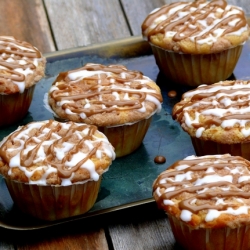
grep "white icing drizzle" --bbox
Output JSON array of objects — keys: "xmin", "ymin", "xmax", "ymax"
[
  {"xmin": 153, "ymin": 154, "xmax": 250, "ymax": 224},
  {"xmin": 174, "ymin": 80, "xmax": 250, "ymax": 138},
  {"xmin": 180, "ymin": 209, "xmax": 193, "ymax": 222},
  {"xmin": 49, "ymin": 63, "xmax": 162, "ymax": 121},
  {"xmin": 142, "ymin": 0, "xmax": 249, "ymax": 47},
  {"xmin": 0, "ymin": 36, "xmax": 44, "ymax": 93},
  {"xmin": 0, "ymin": 120, "xmax": 115, "ymax": 186}
]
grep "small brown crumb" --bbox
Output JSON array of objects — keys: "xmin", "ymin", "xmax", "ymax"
[
  {"xmin": 168, "ymin": 90, "xmax": 177, "ymax": 98},
  {"xmin": 154, "ymin": 155, "xmax": 166, "ymax": 164}
]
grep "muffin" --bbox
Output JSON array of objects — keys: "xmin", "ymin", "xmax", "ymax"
[
  {"xmin": 153, "ymin": 154, "xmax": 250, "ymax": 250},
  {"xmin": 172, "ymin": 80, "xmax": 250, "ymax": 160},
  {"xmin": 0, "ymin": 120, "xmax": 115, "ymax": 221},
  {"xmin": 0, "ymin": 36, "xmax": 46, "ymax": 126},
  {"xmin": 141, "ymin": 0, "xmax": 250, "ymax": 86},
  {"xmin": 46, "ymin": 63, "xmax": 163, "ymax": 157}
]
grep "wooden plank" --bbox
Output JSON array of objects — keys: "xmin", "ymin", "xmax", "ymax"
[
  {"xmin": 108, "ymin": 218, "xmax": 176, "ymax": 250},
  {"xmin": 17, "ymin": 228, "xmax": 109, "ymax": 250},
  {"xmin": 0, "ymin": 0, "xmax": 55, "ymax": 53},
  {"xmin": 44, "ymin": 0, "xmax": 131, "ymax": 50},
  {"xmin": 0, "ymin": 222, "xmax": 109, "ymax": 250},
  {"xmin": 107, "ymin": 203, "xmax": 177, "ymax": 250},
  {"xmin": 0, "ymin": 227, "xmax": 15, "ymax": 250},
  {"xmin": 0, "ymin": 242, "xmax": 14, "ymax": 250},
  {"xmin": 121, "ymin": 0, "xmax": 193, "ymax": 36},
  {"xmin": 120, "ymin": 0, "xmax": 165, "ymax": 36}
]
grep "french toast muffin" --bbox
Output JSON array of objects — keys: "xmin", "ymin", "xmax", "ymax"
[
  {"xmin": 141, "ymin": 0, "xmax": 250, "ymax": 86},
  {"xmin": 0, "ymin": 120, "xmax": 115, "ymax": 221},
  {"xmin": 0, "ymin": 36, "xmax": 46, "ymax": 126},
  {"xmin": 46, "ymin": 63, "xmax": 163, "ymax": 157},
  {"xmin": 153, "ymin": 154, "xmax": 250, "ymax": 250},
  {"xmin": 172, "ymin": 80, "xmax": 250, "ymax": 160}
]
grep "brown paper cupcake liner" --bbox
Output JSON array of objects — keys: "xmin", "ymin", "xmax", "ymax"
[
  {"xmin": 168, "ymin": 214, "xmax": 250, "ymax": 250},
  {"xmin": 0, "ymin": 85, "xmax": 35, "ymax": 127},
  {"xmin": 191, "ymin": 137, "xmax": 250, "ymax": 161},
  {"xmin": 150, "ymin": 43, "xmax": 243, "ymax": 87},
  {"xmin": 5, "ymin": 177, "xmax": 102, "ymax": 221},
  {"xmin": 99, "ymin": 117, "xmax": 152, "ymax": 157}
]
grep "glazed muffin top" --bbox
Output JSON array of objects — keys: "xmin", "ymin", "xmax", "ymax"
[
  {"xmin": 47, "ymin": 63, "xmax": 163, "ymax": 127},
  {"xmin": 142, "ymin": 0, "xmax": 250, "ymax": 54},
  {"xmin": 153, "ymin": 154, "xmax": 250, "ymax": 229},
  {"xmin": 0, "ymin": 120, "xmax": 115, "ymax": 186},
  {"xmin": 0, "ymin": 36, "xmax": 46, "ymax": 94},
  {"xmin": 172, "ymin": 80, "xmax": 250, "ymax": 144}
]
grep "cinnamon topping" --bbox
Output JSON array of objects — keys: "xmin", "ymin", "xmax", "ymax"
[
  {"xmin": 0, "ymin": 36, "xmax": 45, "ymax": 93},
  {"xmin": 142, "ymin": 0, "xmax": 250, "ymax": 53},
  {"xmin": 153, "ymin": 154, "xmax": 250, "ymax": 226},
  {"xmin": 48, "ymin": 63, "xmax": 162, "ymax": 127},
  {"xmin": 172, "ymin": 80, "xmax": 250, "ymax": 142},
  {"xmin": 0, "ymin": 120, "xmax": 115, "ymax": 185}
]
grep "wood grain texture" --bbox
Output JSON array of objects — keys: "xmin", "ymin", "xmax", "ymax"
[
  {"xmin": 0, "ymin": 222, "xmax": 109, "ymax": 250},
  {"xmin": 0, "ymin": 0, "xmax": 55, "ymax": 53},
  {"xmin": 107, "ymin": 204, "xmax": 178, "ymax": 250},
  {"xmin": 109, "ymin": 218, "xmax": 177, "ymax": 250},
  {"xmin": 0, "ymin": 242, "xmax": 14, "ymax": 250},
  {"xmin": 44, "ymin": 0, "xmax": 131, "ymax": 50},
  {"xmin": 17, "ymin": 228, "xmax": 109, "ymax": 250},
  {"xmin": 121, "ymin": 0, "xmax": 193, "ymax": 36}
]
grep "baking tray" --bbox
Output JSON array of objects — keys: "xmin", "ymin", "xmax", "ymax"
[{"xmin": 0, "ymin": 35, "xmax": 249, "ymax": 230}]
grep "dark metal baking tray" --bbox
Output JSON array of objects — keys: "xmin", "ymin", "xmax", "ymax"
[{"xmin": 0, "ymin": 35, "xmax": 249, "ymax": 230}]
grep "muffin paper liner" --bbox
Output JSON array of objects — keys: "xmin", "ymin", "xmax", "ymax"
[
  {"xmin": 0, "ymin": 85, "xmax": 35, "ymax": 127},
  {"xmin": 99, "ymin": 117, "xmax": 152, "ymax": 157},
  {"xmin": 191, "ymin": 137, "xmax": 250, "ymax": 161},
  {"xmin": 168, "ymin": 214, "xmax": 250, "ymax": 250},
  {"xmin": 150, "ymin": 43, "xmax": 243, "ymax": 86},
  {"xmin": 4, "ymin": 178, "xmax": 102, "ymax": 221}
]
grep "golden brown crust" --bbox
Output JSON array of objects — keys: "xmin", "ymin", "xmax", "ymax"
[
  {"xmin": 0, "ymin": 120, "xmax": 115, "ymax": 186},
  {"xmin": 153, "ymin": 154, "xmax": 250, "ymax": 229},
  {"xmin": 0, "ymin": 36, "xmax": 46, "ymax": 94},
  {"xmin": 47, "ymin": 63, "xmax": 163, "ymax": 127},
  {"xmin": 142, "ymin": 0, "xmax": 250, "ymax": 54},
  {"xmin": 173, "ymin": 80, "xmax": 250, "ymax": 144}
]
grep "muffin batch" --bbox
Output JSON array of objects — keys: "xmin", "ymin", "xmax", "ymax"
[
  {"xmin": 143, "ymin": 0, "xmax": 250, "ymax": 249},
  {"xmin": 0, "ymin": 0, "xmax": 250, "ymax": 249},
  {"xmin": 0, "ymin": 36, "xmax": 163, "ymax": 219}
]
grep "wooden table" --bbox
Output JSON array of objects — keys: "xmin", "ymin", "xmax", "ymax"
[{"xmin": 0, "ymin": 1, "xmax": 249, "ymax": 249}]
